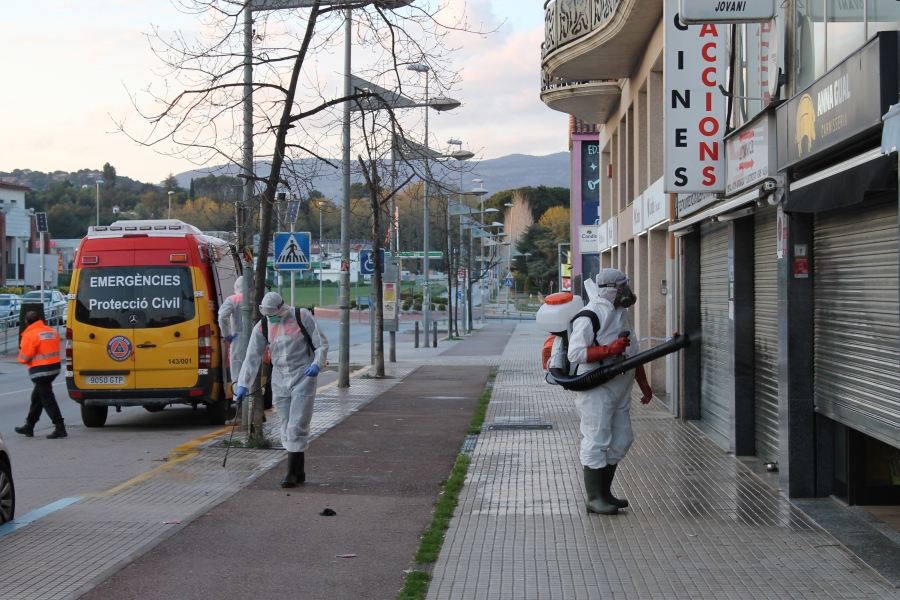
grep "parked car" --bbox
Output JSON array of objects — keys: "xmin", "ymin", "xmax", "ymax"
[
  {"xmin": 0, "ymin": 431, "xmax": 14, "ymax": 525},
  {"xmin": 22, "ymin": 290, "xmax": 67, "ymax": 325},
  {"xmin": 0, "ymin": 294, "xmax": 22, "ymax": 327}
]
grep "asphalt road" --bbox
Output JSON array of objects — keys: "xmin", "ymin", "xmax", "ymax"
[{"xmin": 0, "ymin": 319, "xmax": 373, "ymax": 516}]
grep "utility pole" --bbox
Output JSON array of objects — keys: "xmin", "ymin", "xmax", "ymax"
[
  {"xmin": 239, "ymin": 0, "xmax": 256, "ymax": 429},
  {"xmin": 338, "ymin": 8, "xmax": 351, "ymax": 388}
]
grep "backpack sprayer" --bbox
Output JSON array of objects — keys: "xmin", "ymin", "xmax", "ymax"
[{"xmin": 537, "ymin": 293, "xmax": 691, "ymax": 392}]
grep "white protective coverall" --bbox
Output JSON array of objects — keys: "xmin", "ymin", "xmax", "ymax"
[
  {"xmin": 238, "ymin": 304, "xmax": 328, "ymax": 452},
  {"xmin": 217, "ymin": 276, "xmax": 245, "ymax": 388},
  {"xmin": 567, "ymin": 273, "xmax": 637, "ymax": 469}
]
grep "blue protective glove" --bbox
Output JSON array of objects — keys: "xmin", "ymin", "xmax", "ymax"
[
  {"xmin": 224, "ymin": 333, "xmax": 238, "ymax": 343},
  {"xmin": 304, "ymin": 364, "xmax": 320, "ymax": 378},
  {"xmin": 234, "ymin": 386, "xmax": 249, "ymax": 403}
]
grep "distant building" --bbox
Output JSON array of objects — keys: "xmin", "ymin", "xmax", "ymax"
[{"xmin": 0, "ymin": 181, "xmax": 34, "ymax": 286}]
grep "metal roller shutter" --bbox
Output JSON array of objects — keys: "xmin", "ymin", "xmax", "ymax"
[
  {"xmin": 700, "ymin": 220, "xmax": 732, "ymax": 443},
  {"xmin": 754, "ymin": 207, "xmax": 779, "ymax": 463},
  {"xmin": 814, "ymin": 198, "xmax": 900, "ymax": 447}
]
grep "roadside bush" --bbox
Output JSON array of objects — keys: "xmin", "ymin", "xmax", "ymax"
[
  {"xmin": 414, "ymin": 301, "xmax": 423, "ymax": 311},
  {"xmin": 413, "ymin": 293, "xmax": 423, "ymax": 301},
  {"xmin": 349, "ymin": 299, "xmax": 357, "ymax": 309},
  {"xmin": 402, "ymin": 300, "xmax": 412, "ymax": 311},
  {"xmin": 437, "ymin": 303, "xmax": 446, "ymax": 312}
]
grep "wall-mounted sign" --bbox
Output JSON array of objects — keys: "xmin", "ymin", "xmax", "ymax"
[
  {"xmin": 777, "ymin": 33, "xmax": 898, "ymax": 171},
  {"xmin": 676, "ymin": 192, "xmax": 718, "ymax": 217},
  {"xmin": 607, "ymin": 216, "xmax": 618, "ymax": 248},
  {"xmin": 581, "ymin": 140, "xmax": 600, "ymax": 204},
  {"xmin": 643, "ymin": 177, "xmax": 669, "ymax": 229},
  {"xmin": 679, "ymin": 0, "xmax": 775, "ymax": 23},
  {"xmin": 632, "ymin": 194, "xmax": 645, "ymax": 236},
  {"xmin": 598, "ymin": 221, "xmax": 608, "ymax": 251},
  {"xmin": 664, "ymin": 0, "xmax": 727, "ymax": 193},
  {"xmin": 725, "ymin": 112, "xmax": 774, "ymax": 196},
  {"xmin": 578, "ymin": 225, "xmax": 599, "ymax": 253}
]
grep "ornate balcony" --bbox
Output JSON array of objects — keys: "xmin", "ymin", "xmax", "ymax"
[
  {"xmin": 540, "ymin": 70, "xmax": 621, "ymax": 125},
  {"xmin": 542, "ymin": 0, "xmax": 663, "ymax": 81}
]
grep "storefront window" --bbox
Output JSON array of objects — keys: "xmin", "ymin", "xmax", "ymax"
[
  {"xmin": 826, "ymin": 0, "xmax": 865, "ymax": 69},
  {"xmin": 867, "ymin": 0, "xmax": 900, "ymax": 38},
  {"xmin": 796, "ymin": 0, "xmax": 899, "ymax": 92}
]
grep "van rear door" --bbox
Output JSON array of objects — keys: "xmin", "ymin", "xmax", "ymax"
[
  {"xmin": 131, "ymin": 239, "xmax": 199, "ymax": 390},
  {"xmin": 72, "ymin": 238, "xmax": 137, "ymax": 390}
]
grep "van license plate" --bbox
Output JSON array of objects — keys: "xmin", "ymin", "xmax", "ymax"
[{"xmin": 86, "ymin": 376, "xmax": 125, "ymax": 385}]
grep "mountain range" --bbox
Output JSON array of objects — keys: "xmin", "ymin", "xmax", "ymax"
[{"xmin": 174, "ymin": 152, "xmax": 570, "ymax": 200}]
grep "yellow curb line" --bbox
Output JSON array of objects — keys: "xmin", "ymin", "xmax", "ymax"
[
  {"xmin": 83, "ymin": 450, "xmax": 201, "ymax": 497},
  {"xmin": 80, "ymin": 368, "xmax": 377, "ymax": 498}
]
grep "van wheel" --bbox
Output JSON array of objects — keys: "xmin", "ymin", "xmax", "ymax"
[
  {"xmin": 0, "ymin": 458, "xmax": 15, "ymax": 525},
  {"xmin": 81, "ymin": 405, "xmax": 108, "ymax": 428},
  {"xmin": 206, "ymin": 399, "xmax": 227, "ymax": 425}
]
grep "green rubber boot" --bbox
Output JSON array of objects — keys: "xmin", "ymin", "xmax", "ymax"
[
  {"xmin": 293, "ymin": 452, "xmax": 306, "ymax": 483},
  {"xmin": 281, "ymin": 452, "xmax": 301, "ymax": 488},
  {"xmin": 583, "ymin": 466, "xmax": 618, "ymax": 515},
  {"xmin": 602, "ymin": 463, "xmax": 628, "ymax": 508}
]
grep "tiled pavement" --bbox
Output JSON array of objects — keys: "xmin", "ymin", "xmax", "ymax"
[
  {"xmin": 427, "ymin": 323, "xmax": 900, "ymax": 599},
  {"xmin": 0, "ymin": 367, "xmax": 413, "ymax": 600}
]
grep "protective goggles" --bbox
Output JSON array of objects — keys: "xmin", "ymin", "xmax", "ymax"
[
  {"xmin": 597, "ymin": 277, "xmax": 631, "ymax": 289},
  {"xmin": 259, "ymin": 301, "xmax": 284, "ymax": 317}
]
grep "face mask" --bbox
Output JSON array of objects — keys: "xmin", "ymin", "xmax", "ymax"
[
  {"xmin": 266, "ymin": 315, "xmax": 282, "ymax": 324},
  {"xmin": 617, "ymin": 286, "xmax": 637, "ymax": 308}
]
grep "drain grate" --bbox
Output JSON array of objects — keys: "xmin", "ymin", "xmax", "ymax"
[{"xmin": 487, "ymin": 416, "xmax": 554, "ymax": 431}]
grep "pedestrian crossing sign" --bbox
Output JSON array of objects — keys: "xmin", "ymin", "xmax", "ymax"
[{"xmin": 274, "ymin": 232, "xmax": 311, "ymax": 270}]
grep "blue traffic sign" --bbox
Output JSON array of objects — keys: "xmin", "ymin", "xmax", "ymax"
[
  {"xmin": 360, "ymin": 249, "xmax": 385, "ymax": 275},
  {"xmin": 457, "ymin": 290, "xmax": 462, "ymax": 299},
  {"xmin": 274, "ymin": 232, "xmax": 311, "ymax": 270}
]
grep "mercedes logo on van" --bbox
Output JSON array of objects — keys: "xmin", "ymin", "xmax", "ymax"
[{"xmin": 129, "ymin": 314, "xmax": 139, "ymax": 325}]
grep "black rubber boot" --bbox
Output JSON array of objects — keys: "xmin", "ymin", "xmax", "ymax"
[
  {"xmin": 583, "ymin": 466, "xmax": 618, "ymax": 515},
  {"xmin": 293, "ymin": 452, "xmax": 306, "ymax": 483},
  {"xmin": 46, "ymin": 421, "xmax": 67, "ymax": 439},
  {"xmin": 14, "ymin": 422, "xmax": 34, "ymax": 437},
  {"xmin": 281, "ymin": 452, "xmax": 300, "ymax": 488},
  {"xmin": 602, "ymin": 463, "xmax": 628, "ymax": 508}
]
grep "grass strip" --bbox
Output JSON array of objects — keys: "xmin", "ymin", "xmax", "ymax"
[
  {"xmin": 397, "ymin": 368, "xmax": 497, "ymax": 599},
  {"xmin": 466, "ymin": 368, "xmax": 497, "ymax": 435}
]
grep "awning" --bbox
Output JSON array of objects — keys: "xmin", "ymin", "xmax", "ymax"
[{"xmin": 785, "ymin": 150, "xmax": 896, "ymax": 212}]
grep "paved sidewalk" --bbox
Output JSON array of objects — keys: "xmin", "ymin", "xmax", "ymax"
[
  {"xmin": 0, "ymin": 368, "xmax": 412, "ymax": 600},
  {"xmin": 428, "ymin": 322, "xmax": 900, "ymax": 599}
]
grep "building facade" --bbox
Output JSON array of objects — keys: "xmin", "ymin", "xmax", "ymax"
[{"xmin": 541, "ymin": 0, "xmax": 900, "ymax": 503}]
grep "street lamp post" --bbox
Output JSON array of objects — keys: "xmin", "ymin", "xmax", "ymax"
[
  {"xmin": 407, "ymin": 62, "xmax": 432, "ymax": 345},
  {"xmin": 318, "ymin": 200, "xmax": 324, "ymax": 308},
  {"xmin": 95, "ymin": 179, "xmax": 105, "ymax": 227},
  {"xmin": 447, "ymin": 140, "xmax": 473, "ymax": 336},
  {"xmin": 167, "ymin": 191, "xmax": 174, "ymax": 220}
]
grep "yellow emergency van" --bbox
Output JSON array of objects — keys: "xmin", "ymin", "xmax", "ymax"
[{"xmin": 66, "ymin": 220, "xmax": 241, "ymax": 426}]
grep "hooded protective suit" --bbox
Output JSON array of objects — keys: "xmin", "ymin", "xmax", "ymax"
[
  {"xmin": 237, "ymin": 293, "xmax": 328, "ymax": 454},
  {"xmin": 218, "ymin": 276, "xmax": 245, "ymax": 389},
  {"xmin": 567, "ymin": 269, "xmax": 637, "ymax": 469}
]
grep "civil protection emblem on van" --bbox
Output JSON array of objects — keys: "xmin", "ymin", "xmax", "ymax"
[{"xmin": 107, "ymin": 336, "xmax": 132, "ymax": 361}]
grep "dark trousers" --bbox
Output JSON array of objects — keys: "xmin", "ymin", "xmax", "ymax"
[{"xmin": 26, "ymin": 373, "xmax": 63, "ymax": 426}]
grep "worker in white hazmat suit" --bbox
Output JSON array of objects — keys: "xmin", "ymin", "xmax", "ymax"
[
  {"xmin": 567, "ymin": 268, "xmax": 652, "ymax": 515},
  {"xmin": 218, "ymin": 276, "xmax": 245, "ymax": 394},
  {"xmin": 235, "ymin": 292, "xmax": 328, "ymax": 488}
]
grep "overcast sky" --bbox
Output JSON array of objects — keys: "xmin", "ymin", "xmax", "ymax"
[{"xmin": 1, "ymin": 1, "xmax": 566, "ymax": 184}]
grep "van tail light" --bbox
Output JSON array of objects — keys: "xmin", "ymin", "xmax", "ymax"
[
  {"xmin": 65, "ymin": 328, "xmax": 73, "ymax": 373},
  {"xmin": 198, "ymin": 324, "xmax": 211, "ymax": 369}
]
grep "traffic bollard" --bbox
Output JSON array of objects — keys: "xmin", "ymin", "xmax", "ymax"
[
  {"xmin": 414, "ymin": 321, "xmax": 419, "ymax": 348},
  {"xmin": 433, "ymin": 321, "xmax": 438, "ymax": 347}
]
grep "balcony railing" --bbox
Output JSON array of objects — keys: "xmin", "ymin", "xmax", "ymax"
[{"xmin": 542, "ymin": 0, "xmax": 620, "ymax": 60}]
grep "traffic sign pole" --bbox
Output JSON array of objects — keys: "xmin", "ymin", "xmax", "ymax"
[{"xmin": 290, "ymin": 223, "xmax": 295, "ymax": 307}]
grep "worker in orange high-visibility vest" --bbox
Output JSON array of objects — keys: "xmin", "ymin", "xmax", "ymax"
[{"xmin": 14, "ymin": 311, "xmax": 65, "ymax": 439}]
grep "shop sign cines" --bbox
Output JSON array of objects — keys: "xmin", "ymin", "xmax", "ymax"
[{"xmin": 664, "ymin": 0, "xmax": 728, "ymax": 193}]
